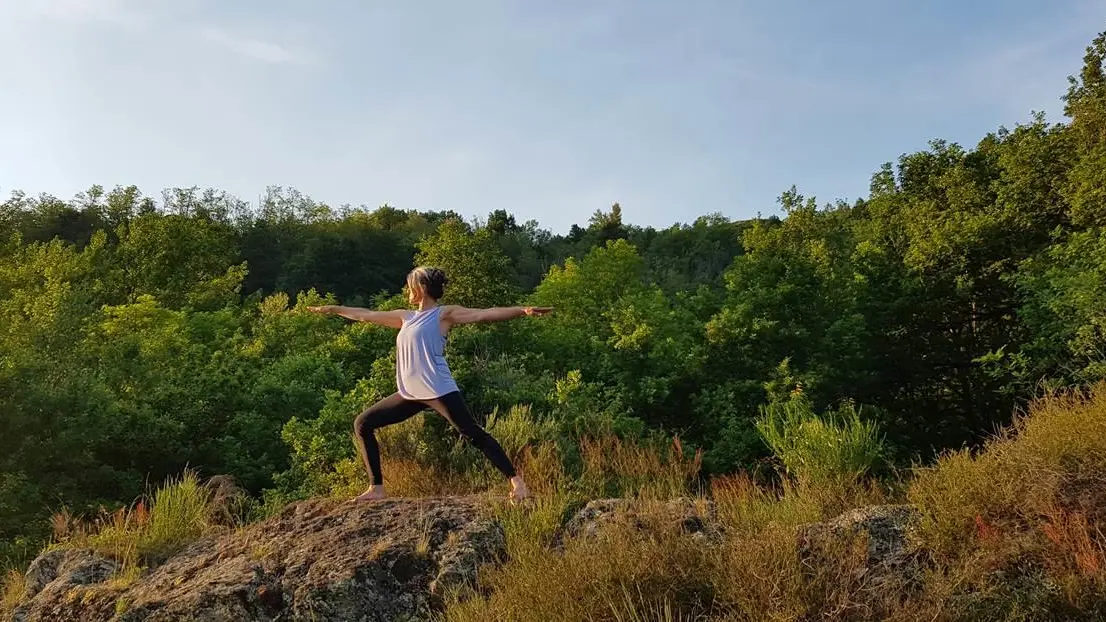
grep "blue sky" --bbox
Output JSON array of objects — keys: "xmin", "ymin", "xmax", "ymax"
[{"xmin": 0, "ymin": 0, "xmax": 1102, "ymax": 233}]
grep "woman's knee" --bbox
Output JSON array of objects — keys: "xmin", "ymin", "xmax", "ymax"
[{"xmin": 353, "ymin": 411, "xmax": 375, "ymax": 438}]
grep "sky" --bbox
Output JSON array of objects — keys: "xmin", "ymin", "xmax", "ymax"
[{"xmin": 0, "ymin": 0, "xmax": 1102, "ymax": 233}]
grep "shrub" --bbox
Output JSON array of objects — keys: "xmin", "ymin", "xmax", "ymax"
[{"xmin": 755, "ymin": 393, "xmax": 884, "ymax": 508}]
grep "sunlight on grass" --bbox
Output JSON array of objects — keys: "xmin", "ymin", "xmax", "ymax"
[
  {"xmin": 46, "ymin": 470, "xmax": 222, "ymax": 583},
  {"xmin": 441, "ymin": 385, "xmax": 1106, "ymax": 621},
  {"xmin": 444, "ymin": 516, "xmax": 715, "ymax": 622},
  {"xmin": 1, "ymin": 569, "xmax": 27, "ymax": 618},
  {"xmin": 907, "ymin": 383, "xmax": 1106, "ymax": 616},
  {"xmin": 577, "ymin": 435, "xmax": 702, "ymax": 500},
  {"xmin": 11, "ymin": 386, "xmax": 1106, "ymax": 621},
  {"xmin": 710, "ymin": 473, "xmax": 821, "ymax": 535}
]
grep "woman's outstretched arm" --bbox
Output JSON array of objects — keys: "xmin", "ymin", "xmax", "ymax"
[
  {"xmin": 306, "ymin": 305, "xmax": 408, "ymax": 329},
  {"xmin": 442, "ymin": 305, "xmax": 553, "ymax": 327}
]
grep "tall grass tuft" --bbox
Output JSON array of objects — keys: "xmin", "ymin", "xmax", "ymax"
[
  {"xmin": 576, "ymin": 434, "xmax": 702, "ymax": 500},
  {"xmin": 136, "ymin": 471, "xmax": 213, "ymax": 563},
  {"xmin": 755, "ymin": 394, "xmax": 884, "ymax": 512},
  {"xmin": 1, "ymin": 569, "xmax": 27, "ymax": 618},
  {"xmin": 710, "ymin": 473, "xmax": 822, "ymax": 535},
  {"xmin": 48, "ymin": 470, "xmax": 221, "ymax": 577},
  {"xmin": 485, "ymin": 404, "xmax": 559, "ymax": 465}
]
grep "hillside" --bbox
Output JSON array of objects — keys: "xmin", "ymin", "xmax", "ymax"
[{"xmin": 6, "ymin": 386, "xmax": 1106, "ymax": 621}]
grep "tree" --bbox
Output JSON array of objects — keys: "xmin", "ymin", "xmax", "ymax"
[
  {"xmin": 414, "ymin": 218, "xmax": 516, "ymax": 308},
  {"xmin": 588, "ymin": 202, "xmax": 627, "ymax": 245},
  {"xmin": 486, "ymin": 209, "xmax": 520, "ymax": 235},
  {"xmin": 1063, "ymin": 31, "xmax": 1106, "ymax": 228}
]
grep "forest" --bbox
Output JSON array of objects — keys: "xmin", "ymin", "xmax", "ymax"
[{"xmin": 2, "ymin": 29, "xmax": 1105, "ymax": 591}]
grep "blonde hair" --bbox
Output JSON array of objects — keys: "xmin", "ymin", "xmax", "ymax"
[{"xmin": 406, "ymin": 266, "xmax": 448, "ymax": 299}]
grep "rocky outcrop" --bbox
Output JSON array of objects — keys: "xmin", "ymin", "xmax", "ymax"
[
  {"xmin": 797, "ymin": 504, "xmax": 926, "ymax": 590},
  {"xmin": 557, "ymin": 497, "xmax": 722, "ymax": 545},
  {"xmin": 8, "ymin": 496, "xmax": 504, "ymax": 622},
  {"xmin": 6, "ymin": 495, "xmax": 933, "ymax": 622}
]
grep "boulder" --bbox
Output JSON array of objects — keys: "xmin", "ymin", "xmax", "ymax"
[
  {"xmin": 8, "ymin": 496, "xmax": 506, "ymax": 622},
  {"xmin": 797, "ymin": 504, "xmax": 925, "ymax": 590},
  {"xmin": 556, "ymin": 497, "xmax": 722, "ymax": 546}
]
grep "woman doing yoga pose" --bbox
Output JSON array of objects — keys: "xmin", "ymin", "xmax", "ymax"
[{"xmin": 307, "ymin": 266, "xmax": 552, "ymax": 503}]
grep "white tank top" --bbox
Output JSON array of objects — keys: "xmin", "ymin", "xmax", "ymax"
[{"xmin": 395, "ymin": 306, "xmax": 459, "ymax": 400}]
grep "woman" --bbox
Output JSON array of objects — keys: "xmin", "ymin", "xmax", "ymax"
[{"xmin": 307, "ymin": 266, "xmax": 552, "ymax": 503}]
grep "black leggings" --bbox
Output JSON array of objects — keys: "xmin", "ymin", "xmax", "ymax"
[{"xmin": 353, "ymin": 391, "xmax": 517, "ymax": 486}]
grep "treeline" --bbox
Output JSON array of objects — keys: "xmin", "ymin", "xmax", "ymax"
[{"xmin": 3, "ymin": 31, "xmax": 1105, "ymax": 568}]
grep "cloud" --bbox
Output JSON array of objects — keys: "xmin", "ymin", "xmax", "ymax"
[
  {"xmin": 29, "ymin": 0, "xmax": 150, "ymax": 29},
  {"xmin": 201, "ymin": 27, "xmax": 311, "ymax": 66}
]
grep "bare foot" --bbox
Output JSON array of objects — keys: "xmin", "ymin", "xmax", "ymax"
[
  {"xmin": 354, "ymin": 485, "xmax": 387, "ymax": 502},
  {"xmin": 508, "ymin": 476, "xmax": 531, "ymax": 505}
]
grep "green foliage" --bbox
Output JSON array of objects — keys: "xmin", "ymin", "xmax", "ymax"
[
  {"xmin": 755, "ymin": 392, "xmax": 884, "ymax": 490},
  {"xmin": 1014, "ymin": 227, "xmax": 1106, "ymax": 384},
  {"xmin": 414, "ymin": 218, "xmax": 517, "ymax": 307}
]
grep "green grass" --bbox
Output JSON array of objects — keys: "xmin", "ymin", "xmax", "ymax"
[{"xmin": 44, "ymin": 469, "xmax": 225, "ymax": 587}]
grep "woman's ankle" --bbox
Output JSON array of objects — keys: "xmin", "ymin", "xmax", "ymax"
[{"xmin": 355, "ymin": 485, "xmax": 387, "ymax": 501}]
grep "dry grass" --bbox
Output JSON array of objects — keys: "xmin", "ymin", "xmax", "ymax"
[
  {"xmin": 43, "ymin": 470, "xmax": 227, "ymax": 589},
  {"xmin": 1, "ymin": 569, "xmax": 27, "ymax": 618},
  {"xmin": 439, "ymin": 385, "xmax": 1106, "ymax": 622},
  {"xmin": 905, "ymin": 384, "xmax": 1106, "ymax": 619},
  {"xmin": 12, "ymin": 386, "xmax": 1106, "ymax": 621},
  {"xmin": 710, "ymin": 473, "xmax": 821, "ymax": 535},
  {"xmin": 3, "ymin": 471, "xmax": 233, "ymax": 614},
  {"xmin": 446, "ymin": 469, "xmax": 898, "ymax": 622},
  {"xmin": 444, "ymin": 517, "xmax": 717, "ymax": 622},
  {"xmin": 576, "ymin": 435, "xmax": 703, "ymax": 500}
]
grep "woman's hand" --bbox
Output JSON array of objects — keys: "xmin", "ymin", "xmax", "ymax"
[
  {"xmin": 306, "ymin": 305, "xmax": 333, "ymax": 314},
  {"xmin": 522, "ymin": 307, "xmax": 554, "ymax": 317}
]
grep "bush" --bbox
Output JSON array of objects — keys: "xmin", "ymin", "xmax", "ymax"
[{"xmin": 755, "ymin": 392, "xmax": 884, "ymax": 506}]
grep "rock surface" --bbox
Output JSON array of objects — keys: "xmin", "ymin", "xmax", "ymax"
[
  {"xmin": 8, "ymin": 496, "xmax": 504, "ymax": 622},
  {"xmin": 557, "ymin": 497, "xmax": 722, "ymax": 545},
  {"xmin": 7, "ymin": 496, "xmax": 933, "ymax": 622},
  {"xmin": 797, "ymin": 504, "xmax": 925, "ymax": 590}
]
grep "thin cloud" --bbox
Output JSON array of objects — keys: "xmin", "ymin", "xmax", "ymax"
[
  {"xmin": 909, "ymin": 25, "xmax": 1093, "ymax": 119},
  {"xmin": 201, "ymin": 27, "xmax": 312, "ymax": 66},
  {"xmin": 28, "ymin": 0, "xmax": 150, "ymax": 29}
]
